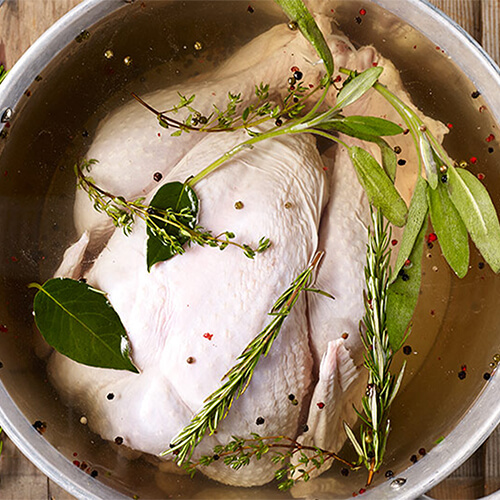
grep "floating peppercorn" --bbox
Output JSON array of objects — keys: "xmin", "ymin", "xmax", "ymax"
[
  {"xmin": 478, "ymin": 262, "xmax": 485, "ymax": 269},
  {"xmin": 234, "ymin": 201, "xmax": 244, "ymax": 210},
  {"xmin": 82, "ymin": 130, "xmax": 89, "ymax": 138},
  {"xmin": 288, "ymin": 394, "xmax": 295, "ymax": 401},
  {"xmin": 107, "ymin": 393, "xmax": 115, "ymax": 400},
  {"xmin": 275, "ymin": 118, "xmax": 283, "ymax": 127},
  {"xmin": 287, "ymin": 21, "xmax": 298, "ymax": 31},
  {"xmin": 213, "ymin": 454, "xmax": 220, "ymax": 460},
  {"xmin": 441, "ymin": 174, "xmax": 448, "ymax": 183},
  {"xmin": 410, "ymin": 454, "xmax": 418, "ymax": 463},
  {"xmin": 186, "ymin": 356, "xmax": 195, "ymax": 364},
  {"xmin": 419, "ymin": 447, "xmax": 426, "ymax": 456},
  {"xmin": 288, "ymin": 77, "xmax": 296, "ymax": 86},
  {"xmin": 91, "ymin": 470, "xmax": 99, "ymax": 478},
  {"xmin": 401, "ymin": 273, "xmax": 410, "ymax": 282},
  {"xmin": 367, "ymin": 450, "xmax": 375, "ymax": 459},
  {"xmin": 115, "ymin": 436, "xmax": 123, "ymax": 445},
  {"xmin": 153, "ymin": 171, "xmax": 163, "ymax": 182},
  {"xmin": 484, "ymin": 373, "xmax": 491, "ymax": 381},
  {"xmin": 403, "ymin": 345, "xmax": 412, "ymax": 355},
  {"xmin": 341, "ymin": 333, "xmax": 349, "ymax": 340},
  {"xmin": 247, "ymin": 5, "xmax": 254, "ymax": 13},
  {"xmin": 494, "ymin": 354, "xmax": 500, "ymax": 363},
  {"xmin": 341, "ymin": 468, "xmax": 349, "ymax": 476},
  {"xmin": 385, "ymin": 470, "xmax": 394, "ymax": 478},
  {"xmin": 302, "ymin": 424, "xmax": 309, "ymax": 432},
  {"xmin": 355, "ymin": 16, "xmax": 362, "ymax": 24},
  {"xmin": 393, "ymin": 146, "xmax": 402, "ymax": 154},
  {"xmin": 317, "ymin": 402, "xmax": 325, "ymax": 409},
  {"xmin": 255, "ymin": 416, "xmax": 265, "ymax": 425},
  {"xmin": 397, "ymin": 159, "xmax": 407, "ymax": 166},
  {"xmin": 0, "ymin": 361, "xmax": 3, "ymax": 369},
  {"xmin": 488, "ymin": 147, "xmax": 494, "ymax": 153},
  {"xmin": 471, "ymin": 90, "xmax": 481, "ymax": 99},
  {"xmin": 458, "ymin": 370, "xmax": 466, "ymax": 380},
  {"xmin": 33, "ymin": 420, "xmax": 47, "ymax": 434},
  {"xmin": 293, "ymin": 71, "xmax": 303, "ymax": 81}
]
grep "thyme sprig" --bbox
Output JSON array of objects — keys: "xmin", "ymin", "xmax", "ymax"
[
  {"xmin": 184, "ymin": 433, "xmax": 358, "ymax": 491},
  {"xmin": 75, "ymin": 160, "xmax": 270, "ymax": 261},
  {"xmin": 164, "ymin": 252, "xmax": 332, "ymax": 464},
  {"xmin": 131, "ymin": 78, "xmax": 321, "ymax": 137},
  {"xmin": 344, "ymin": 208, "xmax": 405, "ymax": 485}
]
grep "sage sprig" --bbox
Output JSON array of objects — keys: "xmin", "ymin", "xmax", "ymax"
[{"xmin": 164, "ymin": 252, "xmax": 331, "ymax": 464}]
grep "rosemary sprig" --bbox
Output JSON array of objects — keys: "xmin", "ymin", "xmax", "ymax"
[
  {"xmin": 164, "ymin": 252, "xmax": 331, "ymax": 464},
  {"xmin": 75, "ymin": 160, "xmax": 270, "ymax": 261},
  {"xmin": 344, "ymin": 208, "xmax": 405, "ymax": 485},
  {"xmin": 184, "ymin": 433, "xmax": 358, "ymax": 491}
]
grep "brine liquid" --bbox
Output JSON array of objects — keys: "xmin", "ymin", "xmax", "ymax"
[{"xmin": 0, "ymin": 1, "xmax": 499, "ymax": 498}]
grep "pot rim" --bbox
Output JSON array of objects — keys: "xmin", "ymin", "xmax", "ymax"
[{"xmin": 0, "ymin": 1, "xmax": 499, "ymax": 499}]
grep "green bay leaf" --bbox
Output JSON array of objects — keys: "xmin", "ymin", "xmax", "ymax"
[
  {"xmin": 427, "ymin": 178, "xmax": 469, "ymax": 278},
  {"xmin": 387, "ymin": 218, "xmax": 427, "ymax": 351},
  {"xmin": 30, "ymin": 278, "xmax": 138, "ymax": 373},
  {"xmin": 392, "ymin": 176, "xmax": 428, "ymax": 278},
  {"xmin": 146, "ymin": 181, "xmax": 199, "ymax": 271},
  {"xmin": 274, "ymin": 0, "xmax": 334, "ymax": 77},
  {"xmin": 448, "ymin": 166, "xmax": 500, "ymax": 272},
  {"xmin": 349, "ymin": 146, "xmax": 407, "ymax": 227}
]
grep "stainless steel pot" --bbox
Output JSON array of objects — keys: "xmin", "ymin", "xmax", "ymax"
[{"xmin": 0, "ymin": 1, "xmax": 499, "ymax": 499}]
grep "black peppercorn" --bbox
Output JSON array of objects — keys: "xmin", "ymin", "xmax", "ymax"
[
  {"xmin": 410, "ymin": 454, "xmax": 418, "ymax": 463},
  {"xmin": 256, "ymin": 416, "xmax": 265, "ymax": 425},
  {"xmin": 107, "ymin": 392, "xmax": 115, "ymax": 400},
  {"xmin": 397, "ymin": 159, "xmax": 407, "ymax": 166},
  {"xmin": 403, "ymin": 345, "xmax": 412, "ymax": 355},
  {"xmin": 484, "ymin": 373, "xmax": 491, "ymax": 381},
  {"xmin": 115, "ymin": 436, "xmax": 123, "ymax": 445},
  {"xmin": 341, "ymin": 468, "xmax": 349, "ymax": 477},
  {"xmin": 458, "ymin": 370, "xmax": 466, "ymax": 380},
  {"xmin": 293, "ymin": 71, "xmax": 303, "ymax": 81},
  {"xmin": 153, "ymin": 171, "xmax": 163, "ymax": 182}
]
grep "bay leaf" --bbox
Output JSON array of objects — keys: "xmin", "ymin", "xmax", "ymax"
[
  {"xmin": 447, "ymin": 166, "xmax": 500, "ymax": 272},
  {"xmin": 427, "ymin": 178, "xmax": 469, "ymax": 278},
  {"xmin": 274, "ymin": 0, "xmax": 334, "ymax": 77},
  {"xmin": 392, "ymin": 176, "xmax": 428, "ymax": 278},
  {"xmin": 387, "ymin": 218, "xmax": 427, "ymax": 351},
  {"xmin": 30, "ymin": 278, "xmax": 138, "ymax": 373},
  {"xmin": 349, "ymin": 146, "xmax": 407, "ymax": 227},
  {"xmin": 334, "ymin": 67, "xmax": 383, "ymax": 111},
  {"xmin": 146, "ymin": 181, "xmax": 199, "ymax": 270}
]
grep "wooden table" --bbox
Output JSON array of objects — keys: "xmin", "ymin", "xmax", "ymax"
[{"xmin": 0, "ymin": 1, "xmax": 499, "ymax": 499}]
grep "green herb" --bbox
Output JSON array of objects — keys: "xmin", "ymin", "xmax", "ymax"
[
  {"xmin": 184, "ymin": 433, "xmax": 358, "ymax": 490},
  {"xmin": 76, "ymin": 161, "xmax": 270, "ymax": 270},
  {"xmin": 427, "ymin": 176, "xmax": 469, "ymax": 278},
  {"xmin": 164, "ymin": 252, "xmax": 331, "ymax": 464},
  {"xmin": 447, "ymin": 166, "xmax": 500, "ymax": 272},
  {"xmin": 344, "ymin": 208, "xmax": 405, "ymax": 485},
  {"xmin": 29, "ymin": 278, "xmax": 138, "ymax": 373},
  {"xmin": 387, "ymin": 215, "xmax": 427, "ymax": 351},
  {"xmin": 273, "ymin": 0, "xmax": 334, "ymax": 78}
]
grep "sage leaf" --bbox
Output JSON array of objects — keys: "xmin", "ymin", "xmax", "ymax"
[
  {"xmin": 349, "ymin": 146, "xmax": 407, "ymax": 227},
  {"xmin": 274, "ymin": 0, "xmax": 334, "ymax": 77},
  {"xmin": 146, "ymin": 182, "xmax": 199, "ymax": 271},
  {"xmin": 29, "ymin": 278, "xmax": 138, "ymax": 373},
  {"xmin": 447, "ymin": 166, "xmax": 500, "ymax": 272},
  {"xmin": 393, "ymin": 176, "xmax": 428, "ymax": 278},
  {"xmin": 376, "ymin": 138, "xmax": 397, "ymax": 182},
  {"xmin": 335, "ymin": 67, "xmax": 383, "ymax": 111},
  {"xmin": 427, "ymin": 179, "xmax": 469, "ymax": 278},
  {"xmin": 317, "ymin": 116, "xmax": 403, "ymax": 140},
  {"xmin": 387, "ymin": 218, "xmax": 427, "ymax": 351},
  {"xmin": 419, "ymin": 134, "xmax": 438, "ymax": 189}
]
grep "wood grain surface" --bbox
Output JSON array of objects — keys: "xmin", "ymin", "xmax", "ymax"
[{"xmin": 0, "ymin": 1, "xmax": 499, "ymax": 499}]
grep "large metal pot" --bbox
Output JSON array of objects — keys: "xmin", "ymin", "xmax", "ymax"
[{"xmin": 0, "ymin": 1, "xmax": 499, "ymax": 498}]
